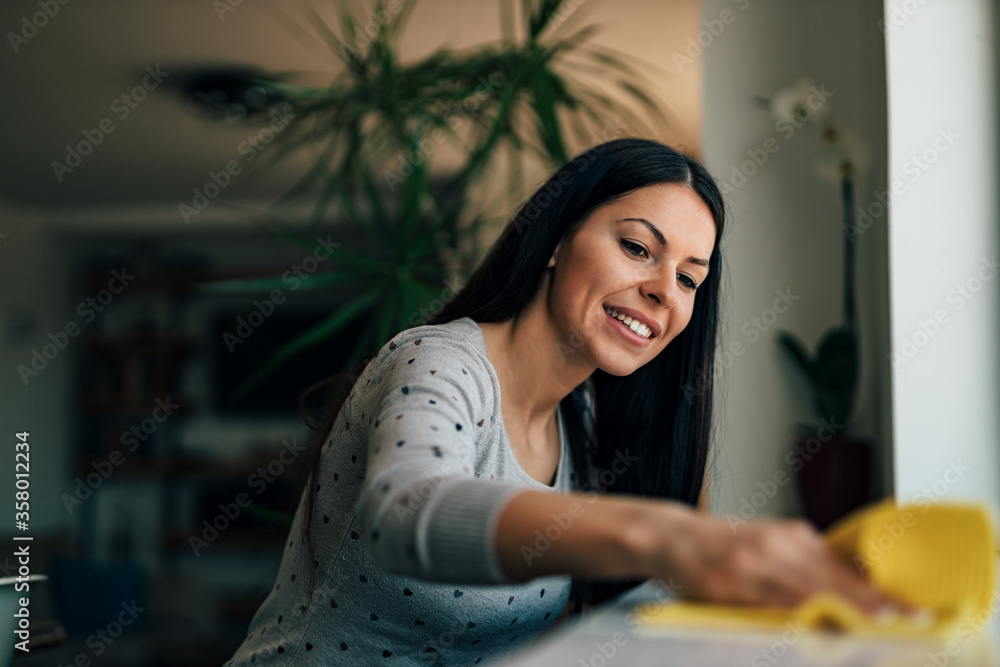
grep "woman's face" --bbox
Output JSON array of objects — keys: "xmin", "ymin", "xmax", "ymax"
[{"xmin": 545, "ymin": 182, "xmax": 717, "ymax": 376}]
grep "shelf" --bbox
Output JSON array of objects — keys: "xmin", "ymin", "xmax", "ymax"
[
  {"xmin": 86, "ymin": 266, "xmax": 295, "ymax": 294},
  {"xmin": 219, "ymin": 595, "xmax": 268, "ymax": 623},
  {"xmin": 75, "ymin": 455, "xmax": 308, "ymax": 480},
  {"xmin": 85, "ymin": 332, "xmax": 197, "ymax": 353},
  {"xmin": 78, "ymin": 394, "xmax": 195, "ymax": 415},
  {"xmin": 163, "ymin": 527, "xmax": 290, "ymax": 551}
]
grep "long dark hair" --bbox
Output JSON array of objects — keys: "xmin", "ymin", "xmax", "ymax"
[{"xmin": 295, "ymin": 137, "xmax": 727, "ymax": 611}]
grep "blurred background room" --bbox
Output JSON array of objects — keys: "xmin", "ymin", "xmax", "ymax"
[{"xmin": 0, "ymin": 0, "xmax": 997, "ymax": 665}]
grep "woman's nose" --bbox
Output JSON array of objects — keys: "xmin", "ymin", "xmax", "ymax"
[{"xmin": 641, "ymin": 269, "xmax": 679, "ymax": 309}]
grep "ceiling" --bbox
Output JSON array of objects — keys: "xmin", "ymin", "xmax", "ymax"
[{"xmin": 0, "ymin": 0, "xmax": 701, "ymax": 222}]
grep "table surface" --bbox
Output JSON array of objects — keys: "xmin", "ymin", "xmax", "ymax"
[{"xmin": 502, "ymin": 580, "xmax": 1000, "ymax": 666}]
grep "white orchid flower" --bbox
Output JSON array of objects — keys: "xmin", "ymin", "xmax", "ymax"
[
  {"xmin": 814, "ymin": 126, "xmax": 871, "ymax": 183},
  {"xmin": 769, "ymin": 76, "xmax": 831, "ymax": 126}
]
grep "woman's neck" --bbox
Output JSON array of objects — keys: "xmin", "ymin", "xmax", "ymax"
[{"xmin": 476, "ymin": 292, "xmax": 595, "ymax": 434}]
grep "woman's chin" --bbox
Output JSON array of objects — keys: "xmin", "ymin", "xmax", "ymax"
[{"xmin": 595, "ymin": 356, "xmax": 645, "ymax": 377}]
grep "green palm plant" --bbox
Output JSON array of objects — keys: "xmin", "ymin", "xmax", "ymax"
[{"xmin": 200, "ymin": 0, "xmax": 670, "ymax": 404}]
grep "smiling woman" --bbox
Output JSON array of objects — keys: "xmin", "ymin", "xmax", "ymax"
[{"xmin": 224, "ymin": 138, "xmax": 907, "ymax": 667}]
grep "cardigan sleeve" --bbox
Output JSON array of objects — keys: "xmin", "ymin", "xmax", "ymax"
[{"xmin": 354, "ymin": 328, "xmax": 529, "ymax": 585}]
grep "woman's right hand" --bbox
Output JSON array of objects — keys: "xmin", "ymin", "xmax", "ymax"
[{"xmin": 642, "ymin": 505, "xmax": 914, "ymax": 617}]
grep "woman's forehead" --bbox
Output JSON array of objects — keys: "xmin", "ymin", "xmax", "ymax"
[{"xmin": 576, "ymin": 185, "xmax": 716, "ymax": 241}]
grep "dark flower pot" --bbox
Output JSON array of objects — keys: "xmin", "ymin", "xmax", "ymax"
[{"xmin": 792, "ymin": 435, "xmax": 872, "ymax": 531}]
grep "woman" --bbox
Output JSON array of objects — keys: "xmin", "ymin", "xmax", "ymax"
[{"xmin": 225, "ymin": 138, "xmax": 902, "ymax": 666}]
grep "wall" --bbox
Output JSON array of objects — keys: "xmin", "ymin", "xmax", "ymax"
[
  {"xmin": 701, "ymin": 0, "xmax": 892, "ymax": 518},
  {"xmin": 0, "ymin": 197, "xmax": 74, "ymax": 536},
  {"xmin": 383, "ymin": 0, "xmax": 705, "ymax": 231},
  {"xmin": 885, "ymin": 0, "xmax": 1000, "ymax": 509}
]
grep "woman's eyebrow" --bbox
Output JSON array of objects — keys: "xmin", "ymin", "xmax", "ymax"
[{"xmin": 618, "ymin": 217, "xmax": 710, "ymax": 268}]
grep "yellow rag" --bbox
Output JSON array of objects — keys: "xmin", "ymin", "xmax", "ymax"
[{"xmin": 637, "ymin": 498, "xmax": 997, "ymax": 640}]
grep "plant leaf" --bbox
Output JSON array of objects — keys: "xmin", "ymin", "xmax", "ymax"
[
  {"xmin": 227, "ymin": 285, "xmax": 382, "ymax": 404},
  {"xmin": 776, "ymin": 330, "xmax": 813, "ymax": 383}
]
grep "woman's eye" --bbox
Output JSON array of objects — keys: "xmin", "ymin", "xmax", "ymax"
[
  {"xmin": 679, "ymin": 274, "xmax": 699, "ymax": 291},
  {"xmin": 620, "ymin": 237, "xmax": 700, "ymax": 291},
  {"xmin": 620, "ymin": 239, "xmax": 647, "ymax": 258}
]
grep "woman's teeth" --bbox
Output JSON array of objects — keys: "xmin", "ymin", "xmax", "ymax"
[{"xmin": 603, "ymin": 305, "xmax": 653, "ymax": 339}]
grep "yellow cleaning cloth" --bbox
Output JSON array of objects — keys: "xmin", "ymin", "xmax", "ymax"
[{"xmin": 637, "ymin": 498, "xmax": 997, "ymax": 640}]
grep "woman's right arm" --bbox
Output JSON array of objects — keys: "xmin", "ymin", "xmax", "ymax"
[
  {"xmin": 354, "ymin": 328, "xmax": 903, "ymax": 614},
  {"xmin": 494, "ymin": 488, "xmax": 906, "ymax": 615}
]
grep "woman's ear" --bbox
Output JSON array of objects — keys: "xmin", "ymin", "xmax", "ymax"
[{"xmin": 547, "ymin": 245, "xmax": 559, "ymax": 269}]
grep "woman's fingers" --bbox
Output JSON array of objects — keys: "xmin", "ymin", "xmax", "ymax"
[
  {"xmin": 742, "ymin": 522, "xmax": 919, "ymax": 617},
  {"xmin": 818, "ymin": 547, "xmax": 918, "ymax": 617},
  {"xmin": 664, "ymin": 514, "xmax": 919, "ymax": 617}
]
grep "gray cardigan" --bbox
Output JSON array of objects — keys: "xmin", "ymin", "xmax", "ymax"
[{"xmin": 224, "ymin": 316, "xmax": 580, "ymax": 666}]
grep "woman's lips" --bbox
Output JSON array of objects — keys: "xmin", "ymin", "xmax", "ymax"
[{"xmin": 604, "ymin": 307, "xmax": 653, "ymax": 346}]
